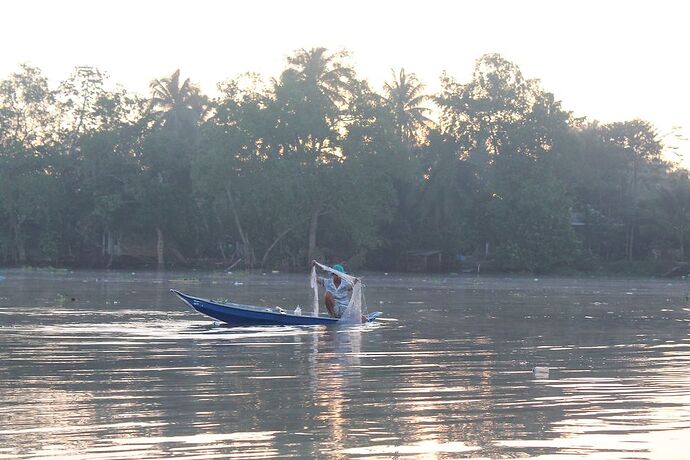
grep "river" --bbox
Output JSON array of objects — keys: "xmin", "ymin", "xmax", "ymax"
[{"xmin": 1, "ymin": 269, "xmax": 689, "ymax": 458}]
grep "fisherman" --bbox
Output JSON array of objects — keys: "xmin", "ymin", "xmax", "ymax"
[{"xmin": 312, "ymin": 260, "xmax": 354, "ymax": 318}]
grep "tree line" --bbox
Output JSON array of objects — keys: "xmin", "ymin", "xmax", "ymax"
[{"xmin": 1, "ymin": 50, "xmax": 688, "ymax": 273}]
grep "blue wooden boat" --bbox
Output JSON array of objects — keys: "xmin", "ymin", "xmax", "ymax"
[{"xmin": 171, "ymin": 289, "xmax": 381, "ymax": 326}]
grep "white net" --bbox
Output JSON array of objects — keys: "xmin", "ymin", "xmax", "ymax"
[
  {"xmin": 310, "ymin": 265, "xmax": 319, "ymax": 316},
  {"xmin": 312, "ymin": 261, "xmax": 364, "ymax": 323}
]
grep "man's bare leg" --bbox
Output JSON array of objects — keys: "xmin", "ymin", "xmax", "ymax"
[{"xmin": 324, "ymin": 292, "xmax": 337, "ymax": 318}]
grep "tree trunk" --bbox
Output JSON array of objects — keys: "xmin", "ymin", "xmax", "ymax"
[
  {"xmin": 15, "ymin": 225, "xmax": 26, "ymax": 265},
  {"xmin": 11, "ymin": 213, "xmax": 26, "ymax": 265},
  {"xmin": 225, "ymin": 186, "xmax": 254, "ymax": 268},
  {"xmin": 170, "ymin": 246, "xmax": 188, "ymax": 265},
  {"xmin": 218, "ymin": 242, "xmax": 227, "ymax": 261},
  {"xmin": 679, "ymin": 226, "xmax": 685, "ymax": 260},
  {"xmin": 156, "ymin": 226, "xmax": 165, "ymax": 268},
  {"xmin": 106, "ymin": 230, "xmax": 118, "ymax": 269},
  {"xmin": 102, "ymin": 230, "xmax": 111, "ymax": 267},
  {"xmin": 260, "ymin": 218, "xmax": 307, "ymax": 268},
  {"xmin": 628, "ymin": 157, "xmax": 638, "ymax": 262}
]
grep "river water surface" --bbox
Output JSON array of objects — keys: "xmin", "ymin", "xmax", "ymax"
[{"xmin": 1, "ymin": 269, "xmax": 690, "ymax": 459}]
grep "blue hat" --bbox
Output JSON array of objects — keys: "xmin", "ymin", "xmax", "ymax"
[{"xmin": 333, "ymin": 264, "xmax": 345, "ymax": 274}]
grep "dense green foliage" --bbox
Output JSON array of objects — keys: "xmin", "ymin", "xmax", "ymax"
[{"xmin": 0, "ymin": 52, "xmax": 686, "ymax": 273}]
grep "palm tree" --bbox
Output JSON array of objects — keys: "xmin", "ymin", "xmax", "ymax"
[
  {"xmin": 146, "ymin": 70, "xmax": 206, "ymax": 268},
  {"xmin": 384, "ymin": 68, "xmax": 432, "ymax": 147},
  {"xmin": 285, "ymin": 47, "xmax": 355, "ymax": 109},
  {"xmin": 277, "ymin": 48, "xmax": 356, "ymax": 266},
  {"xmin": 149, "ymin": 69, "xmax": 205, "ymax": 132}
]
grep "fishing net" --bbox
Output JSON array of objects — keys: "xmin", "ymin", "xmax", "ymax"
[{"xmin": 311, "ymin": 261, "xmax": 365, "ymax": 323}]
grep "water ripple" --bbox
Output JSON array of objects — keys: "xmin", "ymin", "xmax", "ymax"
[{"xmin": 1, "ymin": 271, "xmax": 690, "ymax": 458}]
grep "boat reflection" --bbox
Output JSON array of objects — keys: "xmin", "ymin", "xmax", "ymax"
[{"xmin": 306, "ymin": 326, "xmax": 361, "ymax": 453}]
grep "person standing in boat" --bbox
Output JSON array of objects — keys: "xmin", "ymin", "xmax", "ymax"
[{"xmin": 312, "ymin": 261, "xmax": 353, "ymax": 318}]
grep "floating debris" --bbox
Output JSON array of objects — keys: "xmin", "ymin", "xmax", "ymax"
[{"xmin": 533, "ymin": 367, "xmax": 550, "ymax": 379}]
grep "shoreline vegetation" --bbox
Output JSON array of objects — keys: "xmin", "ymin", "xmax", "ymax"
[
  {"xmin": 1, "ymin": 50, "xmax": 688, "ymax": 275},
  {"xmin": 2, "ymin": 260, "xmax": 687, "ymax": 279}
]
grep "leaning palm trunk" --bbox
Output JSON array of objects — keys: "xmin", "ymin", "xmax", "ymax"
[
  {"xmin": 261, "ymin": 218, "xmax": 306, "ymax": 268},
  {"xmin": 225, "ymin": 186, "xmax": 254, "ymax": 268}
]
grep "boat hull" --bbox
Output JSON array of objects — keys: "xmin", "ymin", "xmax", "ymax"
[{"xmin": 171, "ymin": 289, "xmax": 350, "ymax": 326}]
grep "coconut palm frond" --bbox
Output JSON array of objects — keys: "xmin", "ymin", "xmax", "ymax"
[
  {"xmin": 148, "ymin": 69, "xmax": 206, "ymax": 131},
  {"xmin": 383, "ymin": 68, "xmax": 432, "ymax": 146}
]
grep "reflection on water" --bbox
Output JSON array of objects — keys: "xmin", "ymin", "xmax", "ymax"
[{"xmin": 1, "ymin": 269, "xmax": 690, "ymax": 458}]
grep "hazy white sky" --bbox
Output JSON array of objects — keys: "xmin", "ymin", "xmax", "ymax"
[{"xmin": 2, "ymin": 0, "xmax": 689, "ymax": 159}]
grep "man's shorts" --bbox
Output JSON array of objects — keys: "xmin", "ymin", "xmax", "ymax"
[{"xmin": 334, "ymin": 302, "xmax": 348, "ymax": 318}]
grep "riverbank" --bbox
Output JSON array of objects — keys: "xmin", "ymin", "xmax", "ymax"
[{"xmin": 3, "ymin": 258, "xmax": 689, "ymax": 279}]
